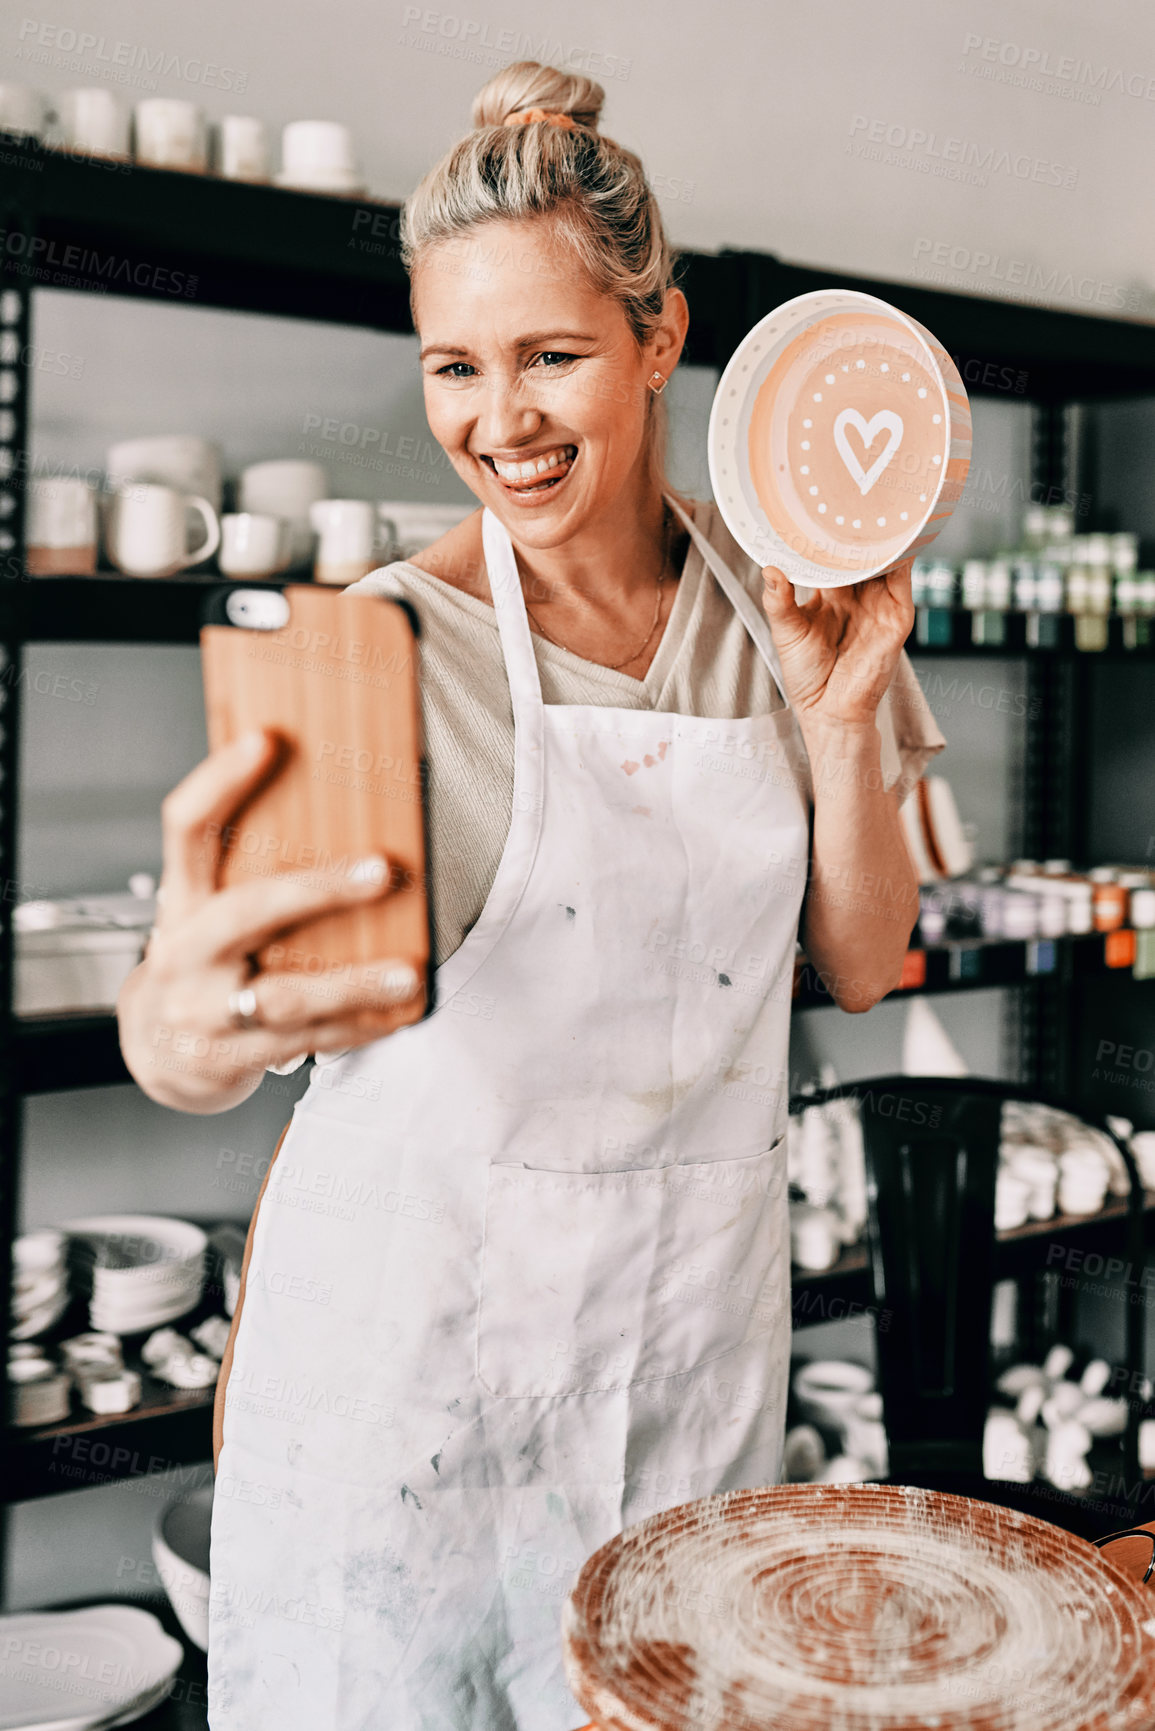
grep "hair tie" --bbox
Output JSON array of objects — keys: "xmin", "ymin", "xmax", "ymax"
[{"xmin": 503, "ymin": 108, "xmax": 576, "ymax": 130}]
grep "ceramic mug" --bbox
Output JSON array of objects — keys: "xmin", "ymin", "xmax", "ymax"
[
  {"xmin": 105, "ymin": 483, "xmax": 220, "ymax": 577},
  {"xmin": 309, "ymin": 498, "xmax": 383, "ymax": 586},
  {"xmin": 219, "ymin": 512, "xmax": 290, "ymax": 579},
  {"xmin": 277, "ymin": 120, "xmax": 362, "ymax": 193},
  {"xmin": 56, "ymin": 88, "xmax": 129, "ymax": 158},
  {"xmin": 213, "ymin": 116, "xmax": 270, "ymax": 182},
  {"xmin": 106, "ymin": 436, "xmax": 223, "ymax": 513},
  {"xmin": 25, "ymin": 476, "xmax": 98, "ymax": 575},
  {"xmin": 133, "ymin": 99, "xmax": 207, "ymax": 171},
  {"xmin": 239, "ymin": 460, "xmax": 328, "ymax": 565}
]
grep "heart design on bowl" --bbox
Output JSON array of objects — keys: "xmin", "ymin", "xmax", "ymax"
[{"xmin": 833, "ymin": 408, "xmax": 904, "ymax": 496}]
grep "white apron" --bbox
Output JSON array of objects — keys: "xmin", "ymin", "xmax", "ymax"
[{"xmin": 208, "ymin": 498, "xmax": 812, "ymax": 1731}]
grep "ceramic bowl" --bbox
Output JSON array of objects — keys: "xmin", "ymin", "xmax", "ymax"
[{"xmin": 153, "ymin": 1484, "xmax": 213, "ymax": 1651}]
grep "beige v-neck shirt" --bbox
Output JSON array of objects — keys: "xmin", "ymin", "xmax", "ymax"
[{"xmin": 268, "ymin": 500, "xmax": 944, "ymax": 1072}]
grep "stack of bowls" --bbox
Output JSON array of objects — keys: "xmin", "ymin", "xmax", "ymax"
[
  {"xmin": 10, "ymin": 1228, "xmax": 69, "ymax": 1340},
  {"xmin": 63, "ymin": 1215, "xmax": 206, "ymax": 1336}
]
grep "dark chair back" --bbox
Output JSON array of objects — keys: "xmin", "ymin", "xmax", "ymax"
[{"xmin": 789, "ymin": 1076, "xmax": 1146, "ymax": 1490}]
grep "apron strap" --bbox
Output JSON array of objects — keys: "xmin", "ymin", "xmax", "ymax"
[
  {"xmin": 482, "ymin": 505, "xmax": 545, "ymax": 715},
  {"xmin": 663, "ymin": 494, "xmax": 791, "ymax": 708},
  {"xmin": 481, "ymin": 507, "xmax": 546, "ymax": 821}
]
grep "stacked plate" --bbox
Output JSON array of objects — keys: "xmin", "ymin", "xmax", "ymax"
[
  {"xmin": 62, "ymin": 1216, "xmax": 206, "ymax": 1337},
  {"xmin": 10, "ymin": 1230, "xmax": 70, "ymax": 1341},
  {"xmin": 0, "ymin": 1603, "xmax": 182, "ymax": 1728}
]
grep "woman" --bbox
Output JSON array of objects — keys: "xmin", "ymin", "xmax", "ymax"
[{"xmin": 118, "ymin": 62, "xmax": 943, "ymax": 1731}]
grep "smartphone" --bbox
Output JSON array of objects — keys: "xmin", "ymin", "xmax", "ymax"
[{"xmin": 199, "ymin": 583, "xmax": 434, "ymax": 1025}]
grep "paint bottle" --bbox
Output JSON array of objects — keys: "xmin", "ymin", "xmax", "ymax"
[
  {"xmin": 1030, "ymin": 559, "xmax": 1065, "ymax": 648},
  {"xmin": 1133, "ymin": 884, "xmax": 1155, "ymax": 982},
  {"xmin": 999, "ymin": 889, "xmax": 1040, "ymax": 939},
  {"xmin": 973, "ymin": 557, "xmax": 1010, "ymax": 646},
  {"xmin": 1045, "ymin": 505, "xmax": 1075, "ymax": 543},
  {"xmin": 1111, "ymin": 533, "xmax": 1139, "ymax": 577},
  {"xmin": 1118, "ymin": 871, "xmax": 1152, "ymax": 928},
  {"xmin": 1116, "ymin": 540, "xmax": 1150, "ymax": 649},
  {"xmin": 1012, "ymin": 557, "xmax": 1037, "ymax": 614},
  {"xmin": 1133, "ymin": 888, "xmax": 1155, "ymax": 928},
  {"xmin": 914, "ymin": 559, "xmax": 955, "ymax": 647},
  {"xmin": 1022, "ymin": 505, "xmax": 1049, "ymax": 551},
  {"xmin": 1090, "ymin": 868, "xmax": 1128, "ymax": 932},
  {"xmin": 1078, "ymin": 560, "xmax": 1111, "ymax": 652}
]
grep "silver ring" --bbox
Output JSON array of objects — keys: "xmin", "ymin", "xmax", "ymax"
[{"xmin": 226, "ymin": 986, "xmax": 261, "ymax": 1031}]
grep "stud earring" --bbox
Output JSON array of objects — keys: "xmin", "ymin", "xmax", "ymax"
[{"xmin": 647, "ymin": 370, "xmax": 668, "ymax": 394}]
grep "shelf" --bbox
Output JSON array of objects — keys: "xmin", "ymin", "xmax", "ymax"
[
  {"xmin": 11, "ymin": 574, "xmax": 1155, "ymax": 661},
  {"xmin": 6, "ymin": 146, "xmax": 411, "ymax": 333},
  {"xmin": 3, "ymin": 1257, "xmax": 235, "ymax": 1502},
  {"xmin": 908, "ymin": 610, "xmax": 1155, "ymax": 658},
  {"xmin": 3, "ymin": 1378, "xmax": 214, "ymax": 1505},
  {"xmin": 793, "ymin": 930, "xmax": 1146, "ymax": 1012},
  {"xmin": 0, "ymin": 573, "xmax": 285, "ymax": 645},
  {"xmin": 728, "ymin": 250, "xmax": 1155, "ymax": 402},
  {"xmin": 14, "ymin": 933, "xmax": 1145, "ymax": 1095},
  {"xmin": 792, "ymin": 1193, "xmax": 1155, "ymax": 1320},
  {"xmin": 13, "ymin": 1013, "xmax": 130, "ymax": 1091},
  {"xmin": 7, "ymin": 150, "xmax": 1155, "ymax": 392}
]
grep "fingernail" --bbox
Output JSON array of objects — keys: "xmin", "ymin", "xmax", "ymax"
[
  {"xmin": 238, "ymin": 728, "xmax": 267, "ymax": 756},
  {"xmin": 347, "ymin": 854, "xmax": 388, "ymax": 887},
  {"xmin": 378, "ymin": 963, "xmax": 419, "ymax": 1002}
]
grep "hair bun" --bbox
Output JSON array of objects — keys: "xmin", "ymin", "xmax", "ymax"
[{"xmin": 471, "ymin": 61, "xmax": 604, "ymax": 132}]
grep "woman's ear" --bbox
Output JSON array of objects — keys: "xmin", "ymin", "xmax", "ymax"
[{"xmin": 647, "ymin": 286, "xmax": 689, "ymax": 380}]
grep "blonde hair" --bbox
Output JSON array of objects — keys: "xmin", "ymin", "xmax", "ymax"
[{"xmin": 402, "ymin": 62, "xmax": 680, "ymax": 492}]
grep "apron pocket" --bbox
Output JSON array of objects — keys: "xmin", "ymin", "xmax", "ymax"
[{"xmin": 476, "ymin": 1137, "xmax": 787, "ymax": 1399}]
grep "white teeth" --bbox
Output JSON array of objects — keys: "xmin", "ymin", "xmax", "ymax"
[{"xmin": 490, "ymin": 445, "xmax": 574, "ymax": 483}]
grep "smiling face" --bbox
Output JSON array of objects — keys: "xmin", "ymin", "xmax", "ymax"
[{"xmin": 412, "ymin": 216, "xmax": 685, "ymax": 551}]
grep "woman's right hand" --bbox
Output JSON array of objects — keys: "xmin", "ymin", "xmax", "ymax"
[{"xmin": 117, "ymin": 729, "xmax": 423, "ymax": 1113}]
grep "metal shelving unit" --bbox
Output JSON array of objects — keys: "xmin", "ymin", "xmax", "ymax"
[{"xmin": 2, "ymin": 144, "xmax": 1155, "ymax": 1596}]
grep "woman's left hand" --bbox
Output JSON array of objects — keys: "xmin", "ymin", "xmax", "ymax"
[{"xmin": 760, "ymin": 560, "xmax": 915, "ymax": 732}]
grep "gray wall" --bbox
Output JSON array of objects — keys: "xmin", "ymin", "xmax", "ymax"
[{"xmin": 7, "ymin": 0, "xmax": 1155, "ymax": 1608}]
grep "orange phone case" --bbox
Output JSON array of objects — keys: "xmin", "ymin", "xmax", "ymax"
[{"xmin": 200, "ymin": 584, "xmax": 432, "ymax": 1024}]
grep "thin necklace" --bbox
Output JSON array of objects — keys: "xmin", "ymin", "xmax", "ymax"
[{"xmin": 521, "ymin": 509, "xmax": 678, "ymax": 673}]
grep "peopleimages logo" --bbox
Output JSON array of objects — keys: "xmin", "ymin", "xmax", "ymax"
[
  {"xmin": 913, "ymin": 239, "xmax": 1140, "ymax": 315},
  {"xmin": 961, "ymin": 33, "xmax": 1155, "ymax": 102},
  {"xmin": 847, "ymin": 117, "xmax": 1078, "ymax": 189}
]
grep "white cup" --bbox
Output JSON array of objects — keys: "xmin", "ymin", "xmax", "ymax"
[
  {"xmin": 56, "ymin": 88, "xmax": 129, "ymax": 158},
  {"xmin": 377, "ymin": 501, "xmax": 475, "ymax": 560},
  {"xmin": 25, "ymin": 477, "xmax": 98, "ymax": 575},
  {"xmin": 789, "ymin": 1202, "xmax": 839, "ymax": 1273},
  {"xmin": 277, "ymin": 120, "xmax": 362, "ymax": 192},
  {"xmin": 0, "ymin": 84, "xmax": 50, "ymax": 139},
  {"xmin": 105, "ymin": 483, "xmax": 220, "ymax": 578},
  {"xmin": 994, "ymin": 1172, "xmax": 1032, "ymax": 1231},
  {"xmin": 214, "ymin": 116, "xmax": 269, "ymax": 182},
  {"xmin": 133, "ymin": 99, "xmax": 207, "ymax": 172},
  {"xmin": 310, "ymin": 499, "xmax": 384, "ymax": 586},
  {"xmin": 240, "ymin": 460, "xmax": 328, "ymax": 564},
  {"xmin": 106, "ymin": 436, "xmax": 223, "ymax": 514},
  {"xmin": 219, "ymin": 513, "xmax": 290, "ymax": 579}
]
